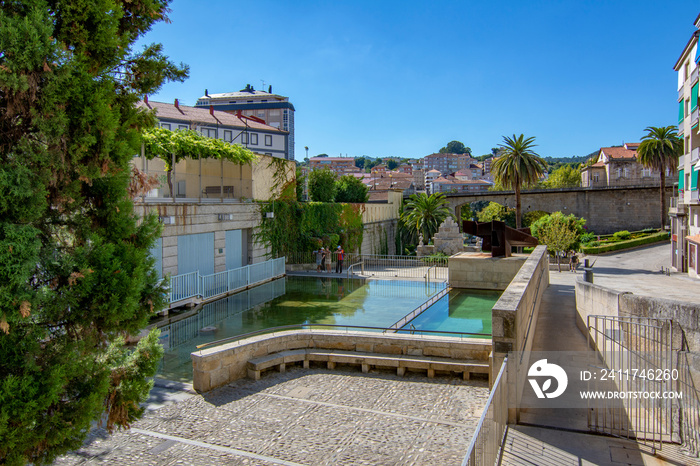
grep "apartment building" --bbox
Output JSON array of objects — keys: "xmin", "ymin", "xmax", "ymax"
[
  {"xmin": 671, "ymin": 13, "xmax": 700, "ymax": 277},
  {"xmin": 134, "ymin": 99, "xmax": 294, "ymax": 279},
  {"xmin": 195, "ymin": 84, "xmax": 295, "ymax": 160},
  {"xmin": 423, "ymin": 153, "xmax": 472, "ymax": 176},
  {"xmin": 308, "ymin": 156, "xmax": 358, "ymax": 175}
]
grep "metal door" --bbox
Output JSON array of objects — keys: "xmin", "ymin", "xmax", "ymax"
[
  {"xmin": 225, "ymin": 229, "xmax": 244, "ymax": 270},
  {"xmin": 177, "ymin": 232, "xmax": 215, "ymax": 276},
  {"xmin": 150, "ymin": 237, "xmax": 163, "ymax": 278}
]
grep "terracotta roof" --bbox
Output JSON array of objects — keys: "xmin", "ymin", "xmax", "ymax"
[
  {"xmin": 138, "ymin": 100, "xmax": 284, "ymax": 132},
  {"xmin": 686, "ymin": 234, "xmax": 700, "ymax": 244},
  {"xmin": 310, "ymin": 157, "xmax": 354, "ymax": 162},
  {"xmin": 600, "ymin": 145, "xmax": 638, "ymax": 161}
]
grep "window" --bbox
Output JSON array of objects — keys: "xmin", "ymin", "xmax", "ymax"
[
  {"xmin": 686, "ymin": 99, "xmax": 690, "ymax": 117},
  {"xmin": 592, "ymin": 174, "xmax": 599, "ymax": 183},
  {"xmin": 257, "ymin": 111, "xmax": 265, "ymax": 117},
  {"xmin": 241, "ymin": 132, "xmax": 248, "ymax": 144},
  {"xmin": 250, "ymin": 133, "xmax": 258, "ymax": 145},
  {"xmin": 642, "ymin": 167, "xmax": 651, "ymax": 177},
  {"xmin": 160, "ymin": 123, "xmax": 171, "ymax": 130},
  {"xmin": 223, "ymin": 130, "xmax": 232, "ymax": 142},
  {"xmin": 265, "ymin": 135, "xmax": 272, "ymax": 146},
  {"xmin": 178, "ymin": 124, "xmax": 189, "ymax": 131},
  {"xmin": 201, "ymin": 128, "xmax": 217, "ymax": 138}
]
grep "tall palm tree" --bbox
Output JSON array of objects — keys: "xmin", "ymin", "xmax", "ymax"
[
  {"xmin": 491, "ymin": 134, "xmax": 547, "ymax": 228},
  {"xmin": 637, "ymin": 126, "xmax": 683, "ymax": 229},
  {"xmin": 400, "ymin": 192, "xmax": 454, "ymax": 244}
]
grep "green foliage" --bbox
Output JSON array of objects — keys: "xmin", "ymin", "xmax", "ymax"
[
  {"xmin": 256, "ymin": 201, "xmax": 363, "ymax": 257},
  {"xmin": 637, "ymin": 126, "xmax": 683, "ymax": 228},
  {"xmin": 540, "ymin": 165, "xmax": 581, "ymax": 189},
  {"xmin": 439, "ymin": 140, "xmax": 471, "ymax": 155},
  {"xmin": 613, "ymin": 230, "xmax": 631, "ymax": 241},
  {"xmin": 142, "ymin": 127, "xmax": 256, "ymax": 171},
  {"xmin": 580, "ymin": 232, "xmax": 596, "ymax": 244},
  {"xmin": 335, "ymin": 175, "xmax": 369, "ymax": 203},
  {"xmin": 386, "ymin": 159, "xmax": 399, "ymax": 170},
  {"xmin": 531, "ymin": 212, "xmax": 586, "ymax": 256},
  {"xmin": 523, "ymin": 210, "xmax": 548, "ymax": 228},
  {"xmin": 581, "ymin": 232, "xmax": 669, "ymax": 254},
  {"xmin": 308, "ymin": 169, "xmax": 337, "ymax": 202},
  {"xmin": 296, "ymin": 167, "xmax": 306, "ymax": 201},
  {"xmin": 0, "ymin": 0, "xmax": 185, "ymax": 463},
  {"xmin": 491, "ymin": 134, "xmax": 547, "ymax": 227},
  {"xmin": 399, "ymin": 193, "xmax": 454, "ymax": 244},
  {"xmin": 477, "ymin": 202, "xmax": 516, "ymax": 228}
]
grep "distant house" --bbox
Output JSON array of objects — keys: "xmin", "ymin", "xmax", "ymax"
[
  {"xmin": 309, "ymin": 156, "xmax": 358, "ymax": 175},
  {"xmin": 580, "ymin": 143, "xmax": 663, "ymax": 188},
  {"xmin": 431, "ymin": 175, "xmax": 493, "ymax": 193}
]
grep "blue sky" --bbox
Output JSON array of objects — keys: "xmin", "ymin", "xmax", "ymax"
[{"xmin": 138, "ymin": 1, "xmax": 699, "ymax": 161}]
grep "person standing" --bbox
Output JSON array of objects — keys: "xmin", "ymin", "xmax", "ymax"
[
  {"xmin": 335, "ymin": 245, "xmax": 344, "ymax": 273},
  {"xmin": 314, "ymin": 248, "xmax": 323, "ymax": 272},
  {"xmin": 320, "ymin": 247, "xmax": 327, "ymax": 273},
  {"xmin": 325, "ymin": 246, "xmax": 332, "ymax": 273}
]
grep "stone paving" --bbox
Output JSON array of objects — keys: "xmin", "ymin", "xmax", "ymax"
[{"xmin": 56, "ymin": 368, "xmax": 489, "ymax": 465}]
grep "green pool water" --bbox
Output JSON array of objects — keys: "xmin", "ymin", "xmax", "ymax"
[
  {"xmin": 399, "ymin": 288, "xmax": 500, "ymax": 338},
  {"xmin": 158, "ymin": 276, "xmax": 445, "ymax": 381}
]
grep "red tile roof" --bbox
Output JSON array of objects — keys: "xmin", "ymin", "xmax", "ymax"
[
  {"xmin": 687, "ymin": 234, "xmax": 700, "ymax": 244},
  {"xmin": 600, "ymin": 145, "xmax": 639, "ymax": 161},
  {"xmin": 138, "ymin": 100, "xmax": 285, "ymax": 132}
]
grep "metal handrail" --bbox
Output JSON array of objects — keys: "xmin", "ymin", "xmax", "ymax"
[
  {"xmin": 195, "ymin": 323, "xmax": 491, "ymax": 350},
  {"xmin": 462, "ymin": 357, "xmax": 508, "ymax": 466},
  {"xmin": 425, "ymin": 264, "xmax": 437, "ymax": 284},
  {"xmin": 347, "ymin": 261, "xmax": 363, "ymax": 279}
]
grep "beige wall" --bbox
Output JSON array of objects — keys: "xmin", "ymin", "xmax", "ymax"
[
  {"xmin": 192, "ymin": 329, "xmax": 492, "ymax": 392},
  {"xmin": 449, "ymin": 253, "xmax": 527, "ymax": 290},
  {"xmin": 252, "ymin": 154, "xmax": 296, "ymax": 201}
]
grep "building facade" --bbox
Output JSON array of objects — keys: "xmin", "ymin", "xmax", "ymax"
[
  {"xmin": 308, "ymin": 156, "xmax": 358, "ymax": 175},
  {"xmin": 671, "ymin": 13, "xmax": 700, "ymax": 277},
  {"xmin": 580, "ymin": 143, "xmax": 663, "ymax": 188},
  {"xmin": 423, "ymin": 153, "xmax": 472, "ymax": 176},
  {"xmin": 195, "ymin": 84, "xmax": 295, "ymax": 160}
]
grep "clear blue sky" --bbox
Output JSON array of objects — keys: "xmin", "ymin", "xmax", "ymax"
[{"xmin": 138, "ymin": 1, "xmax": 699, "ymax": 161}]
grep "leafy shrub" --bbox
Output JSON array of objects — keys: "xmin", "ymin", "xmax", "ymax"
[
  {"xmin": 580, "ymin": 232, "xmax": 596, "ymax": 244},
  {"xmin": 613, "ymin": 230, "xmax": 631, "ymax": 241},
  {"xmin": 580, "ymin": 232, "xmax": 669, "ymax": 254}
]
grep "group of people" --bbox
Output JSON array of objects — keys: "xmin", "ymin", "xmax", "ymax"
[{"xmin": 314, "ymin": 246, "xmax": 345, "ymax": 274}]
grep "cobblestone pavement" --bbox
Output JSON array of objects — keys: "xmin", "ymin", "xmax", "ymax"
[{"xmin": 56, "ymin": 368, "xmax": 489, "ymax": 465}]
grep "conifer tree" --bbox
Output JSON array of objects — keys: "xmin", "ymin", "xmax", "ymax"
[{"xmin": 0, "ymin": 1, "xmax": 188, "ymax": 463}]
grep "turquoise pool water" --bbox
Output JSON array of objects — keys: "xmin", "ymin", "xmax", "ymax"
[
  {"xmin": 399, "ymin": 288, "xmax": 500, "ymax": 338},
  {"xmin": 158, "ymin": 276, "xmax": 445, "ymax": 381}
]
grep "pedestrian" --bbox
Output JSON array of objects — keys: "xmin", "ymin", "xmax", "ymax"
[
  {"xmin": 325, "ymin": 246, "xmax": 332, "ymax": 273},
  {"xmin": 314, "ymin": 248, "xmax": 323, "ymax": 272},
  {"xmin": 320, "ymin": 247, "xmax": 327, "ymax": 272},
  {"xmin": 569, "ymin": 252, "xmax": 578, "ymax": 272},
  {"xmin": 336, "ymin": 245, "xmax": 344, "ymax": 273}
]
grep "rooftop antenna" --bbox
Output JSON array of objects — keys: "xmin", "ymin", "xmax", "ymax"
[{"xmin": 260, "ymin": 79, "xmax": 266, "ymax": 91}]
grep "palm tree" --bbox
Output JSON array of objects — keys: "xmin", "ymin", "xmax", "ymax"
[
  {"xmin": 491, "ymin": 134, "xmax": 547, "ymax": 228},
  {"xmin": 637, "ymin": 126, "xmax": 683, "ymax": 229},
  {"xmin": 400, "ymin": 192, "xmax": 454, "ymax": 244}
]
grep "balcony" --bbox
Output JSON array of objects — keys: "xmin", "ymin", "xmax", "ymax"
[
  {"xmin": 679, "ymin": 86, "xmax": 685, "ymax": 100},
  {"xmin": 679, "ymin": 121, "xmax": 685, "ymax": 135},
  {"xmin": 690, "ymin": 189, "xmax": 700, "ymax": 205},
  {"xmin": 692, "ymin": 147, "xmax": 700, "ymax": 165},
  {"xmin": 693, "ymin": 66, "xmax": 699, "ymax": 86},
  {"xmin": 692, "ymin": 106, "xmax": 699, "ymax": 128}
]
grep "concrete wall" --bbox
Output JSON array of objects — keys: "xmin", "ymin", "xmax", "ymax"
[
  {"xmin": 487, "ymin": 246, "xmax": 549, "ymax": 421},
  {"xmin": 575, "ymin": 279, "xmax": 700, "ymax": 393},
  {"xmin": 252, "ymin": 155, "xmax": 296, "ymax": 201},
  {"xmin": 445, "ymin": 186, "xmax": 673, "ymax": 234},
  {"xmin": 191, "ymin": 330, "xmax": 492, "ymax": 392},
  {"xmin": 449, "ymin": 253, "xmax": 527, "ymax": 290},
  {"xmin": 135, "ymin": 202, "xmax": 269, "ymax": 276},
  {"xmin": 361, "ymin": 220, "xmax": 397, "ymax": 255}
]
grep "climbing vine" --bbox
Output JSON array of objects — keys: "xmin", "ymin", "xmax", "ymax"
[
  {"xmin": 256, "ymin": 200, "xmax": 364, "ymax": 258},
  {"xmin": 264, "ymin": 156, "xmax": 295, "ymax": 200},
  {"xmin": 142, "ymin": 127, "xmax": 256, "ymax": 169}
]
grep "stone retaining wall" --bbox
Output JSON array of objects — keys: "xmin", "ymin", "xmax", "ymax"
[
  {"xmin": 448, "ymin": 253, "xmax": 527, "ymax": 290},
  {"xmin": 191, "ymin": 330, "xmax": 492, "ymax": 392}
]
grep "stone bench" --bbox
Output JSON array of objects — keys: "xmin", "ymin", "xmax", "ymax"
[{"xmin": 247, "ymin": 349, "xmax": 489, "ymax": 381}]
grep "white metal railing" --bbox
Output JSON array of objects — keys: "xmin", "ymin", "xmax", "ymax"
[
  {"xmin": 462, "ymin": 358, "xmax": 509, "ymax": 466},
  {"xmin": 386, "ymin": 284, "xmax": 450, "ymax": 331},
  {"xmin": 168, "ymin": 257, "xmax": 285, "ymax": 304}
]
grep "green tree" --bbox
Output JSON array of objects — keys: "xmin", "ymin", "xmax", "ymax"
[
  {"xmin": 439, "ymin": 140, "xmax": 471, "ymax": 155},
  {"xmin": 476, "ymin": 202, "xmax": 516, "ymax": 228},
  {"xmin": 400, "ymin": 193, "xmax": 454, "ymax": 243},
  {"xmin": 386, "ymin": 159, "xmax": 399, "ymax": 170},
  {"xmin": 637, "ymin": 126, "xmax": 683, "ymax": 228},
  {"xmin": 531, "ymin": 212, "xmax": 586, "ymax": 271},
  {"xmin": 296, "ymin": 167, "xmax": 306, "ymax": 201},
  {"xmin": 540, "ymin": 165, "xmax": 581, "ymax": 189},
  {"xmin": 0, "ymin": 1, "xmax": 187, "ymax": 463},
  {"xmin": 354, "ymin": 157, "xmax": 366, "ymax": 170},
  {"xmin": 491, "ymin": 134, "xmax": 547, "ymax": 228},
  {"xmin": 335, "ymin": 175, "xmax": 369, "ymax": 203},
  {"xmin": 308, "ymin": 169, "xmax": 337, "ymax": 201}
]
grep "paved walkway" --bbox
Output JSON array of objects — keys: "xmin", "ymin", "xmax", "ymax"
[
  {"xmin": 502, "ymin": 242, "xmax": 700, "ymax": 465},
  {"xmin": 57, "ymin": 369, "xmax": 489, "ymax": 465}
]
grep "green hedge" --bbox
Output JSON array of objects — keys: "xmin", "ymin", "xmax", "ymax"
[{"xmin": 580, "ymin": 232, "xmax": 669, "ymax": 254}]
